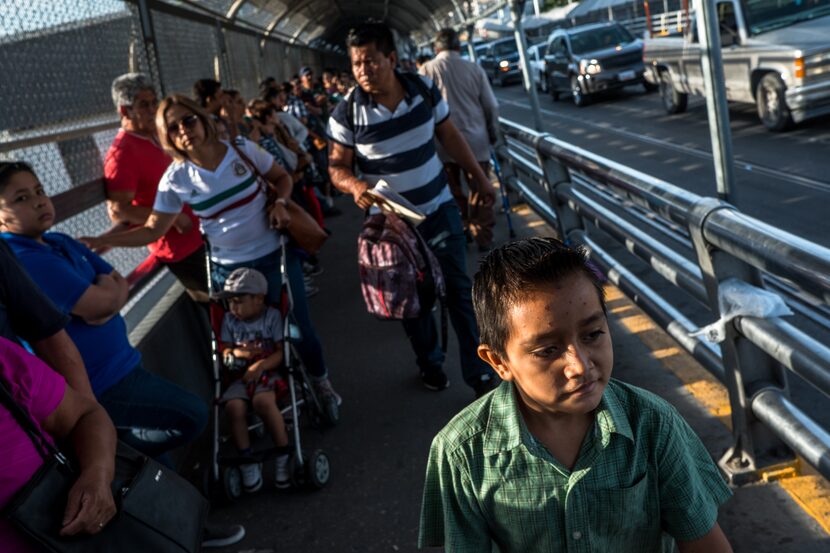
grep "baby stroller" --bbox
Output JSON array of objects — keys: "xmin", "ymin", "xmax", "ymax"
[{"xmin": 203, "ymin": 235, "xmax": 337, "ymax": 502}]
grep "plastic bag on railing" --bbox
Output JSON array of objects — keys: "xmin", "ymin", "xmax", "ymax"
[{"xmin": 689, "ymin": 278, "xmax": 793, "ymax": 343}]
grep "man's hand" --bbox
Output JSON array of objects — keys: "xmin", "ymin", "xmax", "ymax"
[
  {"xmin": 173, "ymin": 213, "xmax": 193, "ymax": 234},
  {"xmin": 269, "ymin": 202, "xmax": 292, "ymax": 230},
  {"xmin": 472, "ymin": 175, "xmax": 497, "ymax": 207},
  {"xmin": 60, "ymin": 467, "xmax": 116, "ymax": 536},
  {"xmin": 352, "ymin": 181, "xmax": 374, "ymax": 210}
]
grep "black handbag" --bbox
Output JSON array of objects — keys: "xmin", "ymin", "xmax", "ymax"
[{"xmin": 0, "ymin": 380, "xmax": 209, "ymax": 552}]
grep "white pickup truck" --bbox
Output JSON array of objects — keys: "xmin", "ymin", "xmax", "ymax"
[{"xmin": 643, "ymin": 0, "xmax": 830, "ymax": 131}]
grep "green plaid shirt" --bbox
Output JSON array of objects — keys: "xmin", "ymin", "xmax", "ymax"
[{"xmin": 419, "ymin": 379, "xmax": 732, "ymax": 552}]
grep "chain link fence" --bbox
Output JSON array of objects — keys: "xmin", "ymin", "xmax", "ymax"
[{"xmin": 0, "ymin": 0, "xmax": 345, "ymax": 279}]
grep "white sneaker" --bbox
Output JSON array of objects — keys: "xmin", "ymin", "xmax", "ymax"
[
  {"xmin": 275, "ymin": 454, "xmax": 291, "ymax": 489},
  {"xmin": 240, "ymin": 462, "xmax": 263, "ymax": 493},
  {"xmin": 315, "ymin": 378, "xmax": 342, "ymax": 406}
]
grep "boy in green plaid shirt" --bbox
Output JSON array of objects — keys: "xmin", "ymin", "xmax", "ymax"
[{"xmin": 419, "ymin": 237, "xmax": 733, "ymax": 552}]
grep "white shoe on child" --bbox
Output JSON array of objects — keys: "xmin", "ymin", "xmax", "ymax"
[
  {"xmin": 275, "ymin": 454, "xmax": 291, "ymax": 489},
  {"xmin": 240, "ymin": 462, "xmax": 263, "ymax": 493}
]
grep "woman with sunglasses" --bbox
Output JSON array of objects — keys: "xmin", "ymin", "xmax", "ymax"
[{"xmin": 81, "ymin": 95, "xmax": 340, "ymax": 405}]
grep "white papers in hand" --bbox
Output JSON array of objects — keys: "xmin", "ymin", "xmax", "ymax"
[{"xmin": 365, "ymin": 180, "xmax": 426, "ymax": 224}]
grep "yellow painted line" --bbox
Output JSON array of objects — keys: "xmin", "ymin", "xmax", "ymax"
[
  {"xmin": 511, "ymin": 204, "xmax": 830, "ymax": 536},
  {"xmin": 779, "ymin": 476, "xmax": 830, "ymax": 535}
]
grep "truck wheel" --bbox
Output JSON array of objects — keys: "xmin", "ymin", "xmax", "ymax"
[
  {"xmin": 659, "ymin": 70, "xmax": 687, "ymax": 114},
  {"xmin": 756, "ymin": 73, "xmax": 793, "ymax": 132},
  {"xmin": 571, "ymin": 75, "xmax": 589, "ymax": 107}
]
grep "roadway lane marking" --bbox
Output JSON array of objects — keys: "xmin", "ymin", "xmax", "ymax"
[
  {"xmin": 499, "ymin": 98, "xmax": 830, "ymax": 194},
  {"xmin": 508, "ymin": 202, "xmax": 830, "ymax": 537}
]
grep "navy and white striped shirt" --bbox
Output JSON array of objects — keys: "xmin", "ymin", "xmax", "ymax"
[{"xmin": 327, "ymin": 73, "xmax": 453, "ymax": 216}]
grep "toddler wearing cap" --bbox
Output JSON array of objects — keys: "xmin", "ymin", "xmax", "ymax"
[{"xmin": 215, "ymin": 267, "xmax": 291, "ymax": 491}]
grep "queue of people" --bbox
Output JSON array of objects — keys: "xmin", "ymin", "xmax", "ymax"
[
  {"xmin": 0, "ymin": 62, "xmax": 350, "ymax": 551},
  {"xmin": 0, "ymin": 17, "xmax": 735, "ymax": 553}
]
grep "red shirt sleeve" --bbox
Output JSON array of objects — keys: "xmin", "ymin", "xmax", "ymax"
[{"xmin": 104, "ymin": 138, "xmax": 139, "ymax": 195}]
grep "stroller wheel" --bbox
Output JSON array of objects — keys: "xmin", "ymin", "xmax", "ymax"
[
  {"xmin": 306, "ymin": 449, "xmax": 331, "ymax": 489},
  {"xmin": 222, "ymin": 466, "xmax": 243, "ymax": 502}
]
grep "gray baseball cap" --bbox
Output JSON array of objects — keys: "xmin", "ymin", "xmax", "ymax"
[{"xmin": 213, "ymin": 267, "xmax": 268, "ymax": 299}]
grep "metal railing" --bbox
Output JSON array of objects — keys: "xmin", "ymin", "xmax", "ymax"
[{"xmin": 495, "ymin": 117, "xmax": 830, "ymax": 484}]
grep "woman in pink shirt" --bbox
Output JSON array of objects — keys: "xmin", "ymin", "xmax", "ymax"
[{"xmin": 0, "ymin": 337, "xmax": 117, "ymax": 552}]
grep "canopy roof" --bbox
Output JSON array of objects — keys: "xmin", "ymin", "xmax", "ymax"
[{"xmin": 177, "ymin": 0, "xmax": 487, "ymax": 50}]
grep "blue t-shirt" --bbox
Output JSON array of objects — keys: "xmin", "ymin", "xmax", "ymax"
[{"xmin": 2, "ymin": 232, "xmax": 140, "ymax": 396}]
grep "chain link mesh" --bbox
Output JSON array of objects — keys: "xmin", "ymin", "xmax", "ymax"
[{"xmin": 0, "ymin": 1, "xmax": 338, "ymax": 281}]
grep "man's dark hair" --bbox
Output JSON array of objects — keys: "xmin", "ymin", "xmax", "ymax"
[
  {"xmin": 472, "ymin": 237, "xmax": 606, "ymax": 357},
  {"xmin": 416, "ymin": 54, "xmax": 432, "ymax": 66},
  {"xmin": 346, "ymin": 21, "xmax": 396, "ymax": 56},
  {"xmin": 192, "ymin": 78, "xmax": 222, "ymax": 107},
  {"xmin": 434, "ymin": 28, "xmax": 461, "ymax": 52}
]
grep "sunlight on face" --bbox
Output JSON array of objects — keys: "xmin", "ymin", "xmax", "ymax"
[{"xmin": 499, "ymin": 273, "xmax": 613, "ymax": 417}]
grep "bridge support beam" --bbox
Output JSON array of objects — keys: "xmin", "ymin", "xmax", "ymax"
[
  {"xmin": 508, "ymin": 0, "xmax": 544, "ymax": 132},
  {"xmin": 687, "ymin": 198, "xmax": 794, "ymax": 485}
]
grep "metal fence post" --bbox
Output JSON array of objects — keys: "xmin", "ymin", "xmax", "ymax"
[
  {"xmin": 509, "ymin": 0, "xmax": 544, "ymax": 132},
  {"xmin": 693, "ymin": 0, "xmax": 737, "ymax": 204},
  {"xmin": 686, "ymin": 198, "xmax": 793, "ymax": 485},
  {"xmin": 136, "ymin": 0, "xmax": 166, "ymax": 96},
  {"xmin": 533, "ymin": 135, "xmax": 581, "ymax": 241}
]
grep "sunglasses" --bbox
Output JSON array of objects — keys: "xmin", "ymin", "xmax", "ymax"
[{"xmin": 166, "ymin": 114, "xmax": 200, "ymax": 136}]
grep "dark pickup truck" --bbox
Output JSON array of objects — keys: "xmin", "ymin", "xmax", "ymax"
[{"xmin": 543, "ymin": 22, "xmax": 654, "ymax": 106}]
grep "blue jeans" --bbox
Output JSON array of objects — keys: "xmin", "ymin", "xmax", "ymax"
[
  {"xmin": 401, "ymin": 202, "xmax": 496, "ymax": 388},
  {"xmin": 98, "ymin": 365, "xmax": 209, "ymax": 464},
  {"xmin": 211, "ymin": 248, "xmax": 328, "ymax": 379}
]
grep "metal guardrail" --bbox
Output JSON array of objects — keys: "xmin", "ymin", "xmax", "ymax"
[{"xmin": 495, "ymin": 117, "xmax": 830, "ymax": 485}]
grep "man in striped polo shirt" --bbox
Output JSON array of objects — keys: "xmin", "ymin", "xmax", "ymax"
[{"xmin": 328, "ymin": 22, "xmax": 499, "ymax": 398}]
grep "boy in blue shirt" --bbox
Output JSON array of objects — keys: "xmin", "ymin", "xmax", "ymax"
[{"xmin": 0, "ymin": 161, "xmax": 207, "ymax": 463}]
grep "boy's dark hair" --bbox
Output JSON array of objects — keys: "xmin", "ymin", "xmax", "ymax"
[
  {"xmin": 346, "ymin": 21, "xmax": 396, "ymax": 56},
  {"xmin": 0, "ymin": 161, "xmax": 36, "ymax": 193},
  {"xmin": 434, "ymin": 28, "xmax": 461, "ymax": 52},
  {"xmin": 192, "ymin": 78, "xmax": 222, "ymax": 107},
  {"xmin": 473, "ymin": 237, "xmax": 606, "ymax": 357}
]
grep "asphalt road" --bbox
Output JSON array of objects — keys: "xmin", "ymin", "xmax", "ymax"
[{"xmin": 493, "ymin": 82, "xmax": 830, "ymax": 248}]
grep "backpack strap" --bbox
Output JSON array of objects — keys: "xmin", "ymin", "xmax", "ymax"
[
  {"xmin": 345, "ymin": 71, "xmax": 435, "ymax": 134},
  {"xmin": 399, "ymin": 215, "xmax": 449, "ymax": 353}
]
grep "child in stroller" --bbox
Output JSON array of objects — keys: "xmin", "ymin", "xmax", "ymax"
[{"xmin": 214, "ymin": 267, "xmax": 290, "ymax": 492}]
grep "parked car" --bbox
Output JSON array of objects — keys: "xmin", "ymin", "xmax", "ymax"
[
  {"xmin": 479, "ymin": 37, "xmax": 522, "ymax": 86},
  {"xmin": 644, "ymin": 0, "xmax": 830, "ymax": 131},
  {"xmin": 527, "ymin": 43, "xmax": 548, "ymax": 92},
  {"xmin": 543, "ymin": 22, "xmax": 654, "ymax": 106}
]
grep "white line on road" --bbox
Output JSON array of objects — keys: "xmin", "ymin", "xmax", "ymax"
[{"xmin": 499, "ymin": 98, "xmax": 830, "ymax": 194}]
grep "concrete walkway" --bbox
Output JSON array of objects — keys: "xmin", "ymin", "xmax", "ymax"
[{"xmin": 208, "ymin": 196, "xmax": 830, "ymax": 553}]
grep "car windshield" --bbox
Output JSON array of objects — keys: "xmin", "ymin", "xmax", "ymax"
[
  {"xmin": 493, "ymin": 40, "xmax": 518, "ymax": 56},
  {"xmin": 569, "ymin": 26, "xmax": 634, "ymax": 55},
  {"xmin": 743, "ymin": 0, "xmax": 830, "ymax": 35}
]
